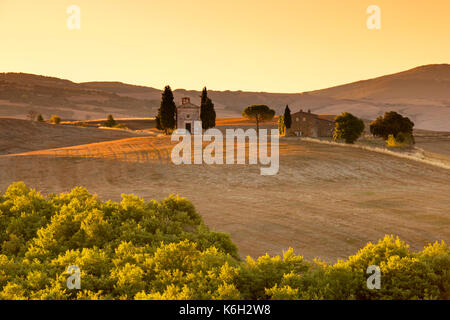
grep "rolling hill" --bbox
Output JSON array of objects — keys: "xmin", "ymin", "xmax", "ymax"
[
  {"xmin": 0, "ymin": 73, "xmax": 158, "ymax": 120},
  {"xmin": 1, "ymin": 64, "xmax": 449, "ymax": 130}
]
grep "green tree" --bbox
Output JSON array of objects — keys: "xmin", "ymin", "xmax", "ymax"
[
  {"xmin": 333, "ymin": 112, "xmax": 364, "ymax": 144},
  {"xmin": 37, "ymin": 114, "xmax": 44, "ymax": 122},
  {"xmin": 200, "ymin": 87, "xmax": 216, "ymax": 130},
  {"xmin": 103, "ymin": 115, "xmax": 117, "ymax": 128},
  {"xmin": 242, "ymin": 105, "xmax": 275, "ymax": 134},
  {"xmin": 283, "ymin": 105, "xmax": 292, "ymax": 130},
  {"xmin": 370, "ymin": 111, "xmax": 414, "ymax": 141},
  {"xmin": 157, "ymin": 86, "xmax": 177, "ymax": 134}
]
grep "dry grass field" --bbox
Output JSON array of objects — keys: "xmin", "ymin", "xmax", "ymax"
[
  {"xmin": 0, "ymin": 118, "xmax": 449, "ymax": 261},
  {"xmin": 62, "ymin": 118, "xmax": 158, "ymax": 131},
  {"xmin": 0, "ymin": 118, "xmax": 146, "ymax": 155}
]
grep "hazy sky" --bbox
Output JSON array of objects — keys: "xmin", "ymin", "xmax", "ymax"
[{"xmin": 0, "ymin": 0, "xmax": 449, "ymax": 92}]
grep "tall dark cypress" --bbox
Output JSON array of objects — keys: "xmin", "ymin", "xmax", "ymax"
[
  {"xmin": 284, "ymin": 105, "xmax": 292, "ymax": 129},
  {"xmin": 158, "ymin": 86, "xmax": 176, "ymax": 134},
  {"xmin": 205, "ymin": 97, "xmax": 216, "ymax": 129},
  {"xmin": 200, "ymin": 87, "xmax": 208, "ymax": 129},
  {"xmin": 200, "ymin": 87, "xmax": 216, "ymax": 130},
  {"xmin": 155, "ymin": 114, "xmax": 162, "ymax": 130}
]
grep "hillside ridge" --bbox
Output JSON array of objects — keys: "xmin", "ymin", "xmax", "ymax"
[{"xmin": 0, "ymin": 64, "xmax": 449, "ymax": 130}]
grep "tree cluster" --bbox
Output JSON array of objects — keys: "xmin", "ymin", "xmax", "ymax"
[
  {"xmin": 370, "ymin": 111, "xmax": 414, "ymax": 141},
  {"xmin": 155, "ymin": 86, "xmax": 217, "ymax": 134}
]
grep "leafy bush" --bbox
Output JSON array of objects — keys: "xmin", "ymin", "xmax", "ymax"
[
  {"xmin": 0, "ymin": 183, "xmax": 448, "ymax": 300},
  {"xmin": 387, "ymin": 132, "xmax": 415, "ymax": 147},
  {"xmin": 333, "ymin": 112, "xmax": 365, "ymax": 144},
  {"xmin": 49, "ymin": 115, "xmax": 61, "ymax": 124},
  {"xmin": 370, "ymin": 111, "xmax": 414, "ymax": 141}
]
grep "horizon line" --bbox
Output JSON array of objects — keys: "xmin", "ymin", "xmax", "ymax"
[{"xmin": 1, "ymin": 63, "xmax": 449, "ymax": 94}]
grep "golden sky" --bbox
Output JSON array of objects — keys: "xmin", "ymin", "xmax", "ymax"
[{"xmin": 0, "ymin": 0, "xmax": 449, "ymax": 92}]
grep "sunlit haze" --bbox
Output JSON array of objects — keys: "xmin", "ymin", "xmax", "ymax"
[{"xmin": 0, "ymin": 0, "xmax": 449, "ymax": 92}]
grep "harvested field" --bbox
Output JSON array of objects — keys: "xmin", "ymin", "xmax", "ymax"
[
  {"xmin": 0, "ymin": 118, "xmax": 145, "ymax": 155},
  {"xmin": 62, "ymin": 118, "xmax": 157, "ymax": 131},
  {"xmin": 1, "ymin": 119, "xmax": 449, "ymax": 261}
]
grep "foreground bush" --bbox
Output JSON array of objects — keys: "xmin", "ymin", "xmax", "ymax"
[{"xmin": 0, "ymin": 183, "xmax": 448, "ymax": 300}]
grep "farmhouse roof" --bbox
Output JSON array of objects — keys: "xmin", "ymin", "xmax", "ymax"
[
  {"xmin": 292, "ymin": 110, "xmax": 336, "ymax": 122},
  {"xmin": 317, "ymin": 115, "xmax": 336, "ymax": 122}
]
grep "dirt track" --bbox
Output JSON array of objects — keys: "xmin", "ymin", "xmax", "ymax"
[{"xmin": 1, "ymin": 129, "xmax": 449, "ymax": 261}]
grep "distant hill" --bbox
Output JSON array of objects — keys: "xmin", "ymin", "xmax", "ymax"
[
  {"xmin": 1, "ymin": 64, "xmax": 449, "ymax": 130},
  {"xmin": 308, "ymin": 64, "xmax": 450, "ymax": 100},
  {"xmin": 304, "ymin": 64, "xmax": 450, "ymax": 131},
  {"xmin": 0, "ymin": 73, "xmax": 158, "ymax": 121}
]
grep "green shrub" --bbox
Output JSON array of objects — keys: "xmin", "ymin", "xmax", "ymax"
[
  {"xmin": 333, "ymin": 112, "xmax": 365, "ymax": 144},
  {"xmin": 50, "ymin": 115, "xmax": 61, "ymax": 124},
  {"xmin": 370, "ymin": 111, "xmax": 414, "ymax": 141},
  {"xmin": 0, "ymin": 183, "xmax": 448, "ymax": 300},
  {"xmin": 387, "ymin": 132, "xmax": 415, "ymax": 147}
]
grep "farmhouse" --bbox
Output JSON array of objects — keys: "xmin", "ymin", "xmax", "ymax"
[
  {"xmin": 289, "ymin": 109, "xmax": 335, "ymax": 137},
  {"xmin": 176, "ymin": 97, "xmax": 200, "ymax": 133}
]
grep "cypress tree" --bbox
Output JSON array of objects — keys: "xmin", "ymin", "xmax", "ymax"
[
  {"xmin": 155, "ymin": 115, "xmax": 162, "ymax": 130},
  {"xmin": 205, "ymin": 97, "xmax": 216, "ymax": 129},
  {"xmin": 158, "ymin": 86, "xmax": 176, "ymax": 134},
  {"xmin": 200, "ymin": 87, "xmax": 208, "ymax": 105},
  {"xmin": 200, "ymin": 87, "xmax": 216, "ymax": 130},
  {"xmin": 200, "ymin": 87, "xmax": 208, "ymax": 129},
  {"xmin": 284, "ymin": 105, "xmax": 292, "ymax": 130}
]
